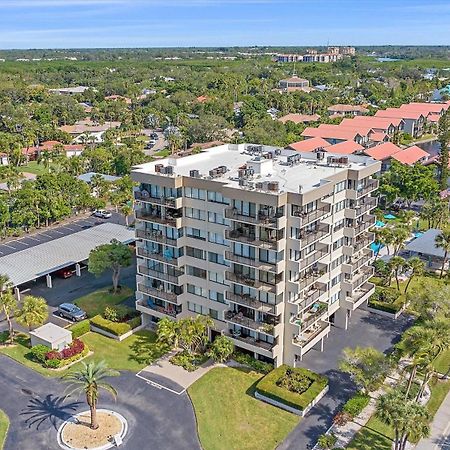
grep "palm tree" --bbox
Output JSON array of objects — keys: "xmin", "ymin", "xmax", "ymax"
[
  {"xmin": 391, "ymin": 225, "xmax": 410, "ymax": 256},
  {"xmin": 388, "ymin": 256, "xmax": 406, "ymax": 291},
  {"xmin": 404, "ymin": 257, "xmax": 425, "ymax": 294},
  {"xmin": 435, "ymin": 228, "xmax": 450, "ymax": 278},
  {"xmin": 63, "ymin": 361, "xmax": 119, "ymax": 430},
  {"xmin": 156, "ymin": 316, "xmax": 179, "ymax": 348},
  {"xmin": 15, "ymin": 295, "xmax": 48, "ymax": 331},
  {"xmin": 120, "ymin": 204, "xmax": 132, "ymax": 227},
  {"xmin": 0, "ymin": 274, "xmax": 17, "ymax": 344}
]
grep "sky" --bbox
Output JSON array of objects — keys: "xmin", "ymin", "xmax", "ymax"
[{"xmin": 0, "ymin": 0, "xmax": 449, "ymax": 49}]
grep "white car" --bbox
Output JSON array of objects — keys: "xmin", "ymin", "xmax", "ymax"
[{"xmin": 93, "ymin": 210, "xmax": 112, "ymax": 219}]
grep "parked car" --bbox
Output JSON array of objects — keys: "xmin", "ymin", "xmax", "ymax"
[
  {"xmin": 93, "ymin": 209, "xmax": 112, "ymax": 219},
  {"xmin": 57, "ymin": 303, "xmax": 87, "ymax": 322},
  {"xmin": 55, "ymin": 268, "xmax": 73, "ymax": 279},
  {"xmin": 150, "ymin": 132, "xmax": 158, "ymax": 139}
]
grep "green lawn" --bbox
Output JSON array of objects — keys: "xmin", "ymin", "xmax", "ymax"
[
  {"xmin": 153, "ymin": 148, "xmax": 170, "ymax": 157},
  {"xmin": 188, "ymin": 367, "xmax": 299, "ymax": 450},
  {"xmin": 0, "ymin": 410, "xmax": 8, "ymax": 450},
  {"xmin": 347, "ymin": 415, "xmax": 393, "ymax": 450},
  {"xmin": 426, "ymin": 379, "xmax": 450, "ymax": 419},
  {"xmin": 73, "ymin": 287, "xmax": 133, "ymax": 318},
  {"xmin": 0, "ymin": 329, "xmax": 166, "ymax": 376},
  {"xmin": 20, "ymin": 161, "xmax": 55, "ymax": 176},
  {"xmin": 433, "ymin": 349, "xmax": 450, "ymax": 375}
]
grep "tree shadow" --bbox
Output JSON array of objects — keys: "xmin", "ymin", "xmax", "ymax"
[{"xmin": 19, "ymin": 394, "xmax": 81, "ymax": 431}]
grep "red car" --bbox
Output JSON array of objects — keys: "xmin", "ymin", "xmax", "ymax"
[{"xmin": 56, "ymin": 268, "xmax": 73, "ymax": 279}]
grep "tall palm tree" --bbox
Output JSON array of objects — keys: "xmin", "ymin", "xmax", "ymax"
[
  {"xmin": 391, "ymin": 225, "xmax": 410, "ymax": 256},
  {"xmin": 388, "ymin": 256, "xmax": 406, "ymax": 291},
  {"xmin": 0, "ymin": 274, "xmax": 17, "ymax": 344},
  {"xmin": 63, "ymin": 361, "xmax": 119, "ymax": 430},
  {"xmin": 15, "ymin": 295, "xmax": 48, "ymax": 331},
  {"xmin": 120, "ymin": 204, "xmax": 132, "ymax": 227},
  {"xmin": 435, "ymin": 228, "xmax": 450, "ymax": 278},
  {"xmin": 404, "ymin": 257, "xmax": 425, "ymax": 294},
  {"xmin": 156, "ymin": 317, "xmax": 179, "ymax": 348}
]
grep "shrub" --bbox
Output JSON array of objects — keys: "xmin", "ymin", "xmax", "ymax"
[
  {"xmin": 30, "ymin": 344, "xmax": 49, "ymax": 363},
  {"xmin": 369, "ymin": 286, "xmax": 403, "ymax": 313},
  {"xmin": 207, "ymin": 335, "xmax": 234, "ymax": 363},
  {"xmin": 104, "ymin": 306, "xmax": 119, "ymax": 322},
  {"xmin": 317, "ymin": 433, "xmax": 337, "ymax": 449},
  {"xmin": 90, "ymin": 315, "xmax": 131, "ymax": 336},
  {"xmin": 45, "ymin": 358, "xmax": 61, "ymax": 369},
  {"xmin": 127, "ymin": 315, "xmax": 142, "ymax": 330},
  {"xmin": 69, "ymin": 320, "xmax": 90, "ymax": 339},
  {"xmin": 276, "ymin": 368, "xmax": 313, "ymax": 394},
  {"xmin": 255, "ymin": 365, "xmax": 328, "ymax": 412},
  {"xmin": 170, "ymin": 351, "xmax": 208, "ymax": 372},
  {"xmin": 232, "ymin": 351, "xmax": 273, "ymax": 374},
  {"xmin": 342, "ymin": 392, "xmax": 370, "ymax": 417},
  {"xmin": 333, "ymin": 411, "xmax": 352, "ymax": 426},
  {"xmin": 60, "ymin": 339, "xmax": 84, "ymax": 359},
  {"xmin": 45, "ymin": 350, "xmax": 62, "ymax": 360}
]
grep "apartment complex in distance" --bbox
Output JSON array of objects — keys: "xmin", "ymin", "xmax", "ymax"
[
  {"xmin": 276, "ymin": 46, "xmax": 355, "ymax": 63},
  {"xmin": 132, "ymin": 144, "xmax": 380, "ymax": 367}
]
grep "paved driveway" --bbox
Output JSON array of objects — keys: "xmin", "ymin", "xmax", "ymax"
[
  {"xmin": 0, "ymin": 356, "xmax": 201, "ymax": 450},
  {"xmin": 278, "ymin": 308, "xmax": 413, "ymax": 450}
]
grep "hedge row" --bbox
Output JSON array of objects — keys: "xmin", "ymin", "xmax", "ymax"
[
  {"xmin": 255, "ymin": 365, "xmax": 328, "ymax": 411},
  {"xmin": 69, "ymin": 320, "xmax": 90, "ymax": 339},
  {"xmin": 368, "ymin": 299, "xmax": 403, "ymax": 313},
  {"xmin": 90, "ymin": 314, "xmax": 142, "ymax": 337},
  {"xmin": 342, "ymin": 392, "xmax": 370, "ymax": 417}
]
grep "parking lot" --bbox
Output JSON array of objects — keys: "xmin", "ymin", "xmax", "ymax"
[{"xmin": 0, "ymin": 212, "xmax": 124, "ymax": 257}]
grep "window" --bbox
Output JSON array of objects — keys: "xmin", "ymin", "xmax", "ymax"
[
  {"xmin": 209, "ymin": 271, "xmax": 226, "ymax": 285},
  {"xmin": 186, "ymin": 265, "xmax": 207, "ymax": 279},
  {"xmin": 185, "ymin": 207, "xmax": 206, "ymax": 221},
  {"xmin": 207, "ymin": 191, "xmax": 228, "ymax": 204},
  {"xmin": 184, "ymin": 187, "xmax": 206, "ymax": 200},
  {"xmin": 330, "ymin": 292, "xmax": 339, "ymax": 304},
  {"xmin": 208, "ymin": 232, "xmax": 227, "ymax": 245},
  {"xmin": 304, "ymin": 243, "xmax": 316, "ymax": 256},
  {"xmin": 332, "ymin": 237, "xmax": 344, "ymax": 251},
  {"xmin": 333, "ymin": 219, "xmax": 345, "ymax": 232},
  {"xmin": 208, "ymin": 252, "xmax": 227, "ymax": 265},
  {"xmin": 330, "ymin": 255, "xmax": 345, "ymax": 270},
  {"xmin": 334, "ymin": 180, "xmax": 346, "ymax": 194},
  {"xmin": 260, "ymin": 249, "xmax": 277, "ymax": 264},
  {"xmin": 185, "ymin": 227, "xmax": 206, "ymax": 240},
  {"xmin": 290, "ymin": 249, "xmax": 301, "ymax": 261},
  {"xmin": 187, "ymin": 284, "xmax": 207, "ymax": 298},
  {"xmin": 334, "ymin": 200, "xmax": 346, "ymax": 213},
  {"xmin": 209, "ymin": 309, "xmax": 219, "ymax": 320},
  {"xmin": 208, "ymin": 212, "xmax": 228, "ymax": 225},
  {"xmin": 233, "ymin": 243, "xmax": 255, "ymax": 259},
  {"xmin": 186, "ymin": 246, "xmax": 205, "ymax": 260},
  {"xmin": 209, "ymin": 290, "xmax": 225, "ymax": 304},
  {"xmin": 188, "ymin": 301, "xmax": 207, "ymax": 314},
  {"xmin": 331, "ymin": 274, "xmax": 341, "ymax": 287},
  {"xmin": 232, "ymin": 200, "xmax": 256, "ymax": 217}
]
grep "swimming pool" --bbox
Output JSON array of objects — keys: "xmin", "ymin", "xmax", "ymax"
[
  {"xmin": 384, "ymin": 214, "xmax": 396, "ymax": 220},
  {"xmin": 370, "ymin": 242, "xmax": 384, "ymax": 253},
  {"xmin": 413, "ymin": 231, "xmax": 424, "ymax": 238},
  {"xmin": 375, "ymin": 220, "xmax": 386, "ymax": 228}
]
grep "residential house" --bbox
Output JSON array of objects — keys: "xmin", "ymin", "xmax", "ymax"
[
  {"xmin": 327, "ymin": 104, "xmax": 369, "ymax": 117},
  {"xmin": 375, "ymin": 109, "xmax": 426, "ymax": 137},
  {"xmin": 278, "ymin": 76, "xmax": 311, "ymax": 93},
  {"xmin": 278, "ymin": 113, "xmax": 321, "ymax": 124},
  {"xmin": 287, "ymin": 137, "xmax": 331, "ymax": 152},
  {"xmin": 301, "ymin": 126, "xmax": 366, "ymax": 145}
]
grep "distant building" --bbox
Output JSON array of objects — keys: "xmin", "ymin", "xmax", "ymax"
[
  {"xmin": 327, "ymin": 104, "xmax": 369, "ymax": 117},
  {"xmin": 278, "ymin": 76, "xmax": 310, "ymax": 92},
  {"xmin": 276, "ymin": 47, "xmax": 355, "ymax": 63},
  {"xmin": 49, "ymin": 86, "xmax": 89, "ymax": 96},
  {"xmin": 278, "ymin": 113, "xmax": 321, "ymax": 124}
]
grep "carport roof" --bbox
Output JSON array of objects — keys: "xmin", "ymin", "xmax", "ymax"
[{"xmin": 0, "ymin": 223, "xmax": 135, "ymax": 287}]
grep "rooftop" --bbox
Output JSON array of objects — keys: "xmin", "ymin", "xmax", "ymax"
[
  {"xmin": 132, "ymin": 143, "xmax": 378, "ymax": 195},
  {"xmin": 287, "ymin": 137, "xmax": 330, "ymax": 152},
  {"xmin": 363, "ymin": 142, "xmax": 402, "ymax": 160},
  {"xmin": 404, "ymin": 229, "xmax": 446, "ymax": 258},
  {"xmin": 391, "ymin": 146, "xmax": 429, "ymax": 165},
  {"xmin": 30, "ymin": 323, "xmax": 71, "ymax": 342}
]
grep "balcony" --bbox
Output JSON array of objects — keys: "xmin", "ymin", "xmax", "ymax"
[
  {"xmin": 224, "ymin": 331, "xmax": 276, "ymax": 355},
  {"xmin": 292, "ymin": 320, "xmax": 330, "ymax": 353},
  {"xmin": 137, "ymin": 283, "xmax": 180, "ymax": 304},
  {"xmin": 343, "ymin": 267, "xmax": 374, "ymax": 292},
  {"xmin": 134, "ymin": 192, "xmax": 181, "ymax": 208},
  {"xmin": 345, "ymin": 215, "xmax": 376, "ymax": 239},
  {"xmin": 136, "ymin": 247, "xmax": 179, "ymax": 266},
  {"xmin": 225, "ymin": 229, "xmax": 283, "ymax": 250},
  {"xmin": 136, "ymin": 299, "xmax": 181, "ymax": 318},
  {"xmin": 345, "ymin": 282, "xmax": 375, "ymax": 311},
  {"xmin": 225, "ymin": 251, "xmax": 280, "ymax": 272},
  {"xmin": 299, "ymin": 248, "xmax": 328, "ymax": 270},
  {"xmin": 294, "ymin": 224, "xmax": 330, "ymax": 249},
  {"xmin": 343, "ymin": 249, "xmax": 372, "ymax": 274},
  {"xmin": 224, "ymin": 311, "xmax": 279, "ymax": 336},
  {"xmin": 300, "ymin": 283, "xmax": 327, "ymax": 308},
  {"xmin": 135, "ymin": 229, "xmax": 178, "ymax": 246},
  {"xmin": 291, "ymin": 206, "xmax": 331, "ymax": 225},
  {"xmin": 225, "ymin": 208, "xmax": 284, "ymax": 228},
  {"xmin": 137, "ymin": 266, "xmax": 184, "ymax": 284},
  {"xmin": 346, "ymin": 198, "xmax": 378, "ymax": 219},
  {"xmin": 354, "ymin": 232, "xmax": 375, "ymax": 252},
  {"xmin": 297, "ymin": 267, "xmax": 327, "ymax": 292},
  {"xmin": 225, "ymin": 291, "xmax": 277, "ymax": 315},
  {"xmin": 135, "ymin": 210, "xmax": 182, "ymax": 228},
  {"xmin": 356, "ymin": 179, "xmax": 379, "ymax": 198},
  {"xmin": 290, "ymin": 301, "xmax": 328, "ymax": 330},
  {"xmin": 225, "ymin": 272, "xmax": 284, "ymax": 294}
]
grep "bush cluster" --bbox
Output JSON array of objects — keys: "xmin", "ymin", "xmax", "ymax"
[
  {"xmin": 69, "ymin": 320, "xmax": 90, "ymax": 339},
  {"xmin": 369, "ymin": 286, "xmax": 403, "ymax": 313},
  {"xmin": 169, "ymin": 351, "xmax": 209, "ymax": 372},
  {"xmin": 342, "ymin": 392, "xmax": 371, "ymax": 417},
  {"xmin": 30, "ymin": 339, "xmax": 88, "ymax": 369},
  {"xmin": 232, "ymin": 351, "xmax": 274, "ymax": 374},
  {"xmin": 276, "ymin": 368, "xmax": 313, "ymax": 394},
  {"xmin": 90, "ymin": 315, "xmax": 132, "ymax": 336}
]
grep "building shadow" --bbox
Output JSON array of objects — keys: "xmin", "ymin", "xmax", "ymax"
[{"xmin": 20, "ymin": 394, "xmax": 81, "ymax": 431}]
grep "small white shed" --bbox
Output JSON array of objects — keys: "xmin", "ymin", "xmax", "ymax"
[{"xmin": 30, "ymin": 323, "xmax": 73, "ymax": 350}]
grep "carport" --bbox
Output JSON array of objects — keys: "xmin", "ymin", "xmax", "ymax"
[{"xmin": 0, "ymin": 223, "xmax": 135, "ymax": 298}]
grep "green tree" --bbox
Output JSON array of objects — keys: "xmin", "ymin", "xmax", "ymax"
[
  {"xmin": 63, "ymin": 361, "xmax": 119, "ymax": 430},
  {"xmin": 88, "ymin": 239, "xmax": 133, "ymax": 293},
  {"xmin": 435, "ymin": 228, "xmax": 450, "ymax": 278},
  {"xmin": 207, "ymin": 335, "xmax": 234, "ymax": 363},
  {"xmin": 437, "ymin": 110, "xmax": 449, "ymax": 191},
  {"xmin": 408, "ymin": 284, "xmax": 450, "ymax": 321},
  {"xmin": 0, "ymin": 274, "xmax": 17, "ymax": 344},
  {"xmin": 15, "ymin": 296, "xmax": 48, "ymax": 331},
  {"xmin": 338, "ymin": 346, "xmax": 390, "ymax": 395},
  {"xmin": 391, "ymin": 225, "xmax": 410, "ymax": 256},
  {"xmin": 404, "ymin": 257, "xmax": 425, "ymax": 293},
  {"xmin": 156, "ymin": 317, "xmax": 179, "ymax": 348},
  {"xmin": 388, "ymin": 256, "xmax": 406, "ymax": 291}
]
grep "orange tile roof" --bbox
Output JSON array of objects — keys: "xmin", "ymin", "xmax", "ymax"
[
  {"xmin": 318, "ymin": 123, "xmax": 374, "ymax": 136},
  {"xmin": 351, "ymin": 116, "xmax": 404, "ymax": 128},
  {"xmin": 375, "ymin": 109, "xmax": 425, "ymax": 121},
  {"xmin": 302, "ymin": 127, "xmax": 363, "ymax": 141},
  {"xmin": 370, "ymin": 132, "xmax": 389, "ymax": 142},
  {"xmin": 325, "ymin": 141, "xmax": 364, "ymax": 155},
  {"xmin": 288, "ymin": 137, "xmax": 330, "ymax": 152},
  {"xmin": 196, "ymin": 95, "xmax": 209, "ymax": 103},
  {"xmin": 427, "ymin": 113, "xmax": 440, "ymax": 123},
  {"xmin": 391, "ymin": 146, "xmax": 429, "ymax": 165},
  {"xmin": 400, "ymin": 102, "xmax": 449, "ymax": 114},
  {"xmin": 40, "ymin": 140, "xmax": 61, "ymax": 149},
  {"xmin": 278, "ymin": 113, "xmax": 321, "ymax": 124},
  {"xmin": 364, "ymin": 142, "xmax": 402, "ymax": 160}
]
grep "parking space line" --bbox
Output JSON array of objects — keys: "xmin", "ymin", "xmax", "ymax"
[
  {"xmin": 39, "ymin": 233, "xmax": 56, "ymax": 238},
  {"xmin": 26, "ymin": 236, "xmax": 41, "ymax": 241},
  {"xmin": 52, "ymin": 230, "xmax": 65, "ymax": 234},
  {"xmin": 2, "ymin": 244, "xmax": 18, "ymax": 249},
  {"xmin": 135, "ymin": 372, "xmax": 185, "ymax": 395}
]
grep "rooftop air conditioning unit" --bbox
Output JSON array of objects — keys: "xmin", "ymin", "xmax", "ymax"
[
  {"xmin": 268, "ymin": 181, "xmax": 279, "ymax": 191},
  {"xmin": 155, "ymin": 164, "xmax": 164, "ymax": 173},
  {"xmin": 238, "ymin": 179, "xmax": 247, "ymax": 187},
  {"xmin": 164, "ymin": 166, "xmax": 174, "ymax": 175},
  {"xmin": 255, "ymin": 182, "xmax": 264, "ymax": 190},
  {"xmin": 190, "ymin": 169, "xmax": 200, "ymax": 177}
]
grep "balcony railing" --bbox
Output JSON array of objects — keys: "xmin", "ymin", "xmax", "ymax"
[
  {"xmin": 292, "ymin": 320, "xmax": 329, "ymax": 347},
  {"xmin": 224, "ymin": 311, "xmax": 279, "ymax": 335},
  {"xmin": 225, "ymin": 291, "xmax": 277, "ymax": 314},
  {"xmin": 225, "ymin": 251, "xmax": 279, "ymax": 272},
  {"xmin": 137, "ymin": 283, "xmax": 180, "ymax": 304},
  {"xmin": 346, "ymin": 249, "xmax": 372, "ymax": 273},
  {"xmin": 354, "ymin": 198, "xmax": 377, "ymax": 216},
  {"xmin": 356, "ymin": 179, "xmax": 379, "ymax": 197},
  {"xmin": 344, "ymin": 267, "xmax": 374, "ymax": 291},
  {"xmin": 354, "ymin": 232, "xmax": 375, "ymax": 252},
  {"xmin": 299, "ymin": 248, "xmax": 328, "ymax": 269},
  {"xmin": 135, "ymin": 210, "xmax": 181, "ymax": 227},
  {"xmin": 295, "ymin": 225, "xmax": 330, "ymax": 249},
  {"xmin": 292, "ymin": 206, "xmax": 331, "ymax": 225},
  {"xmin": 138, "ymin": 266, "xmax": 184, "ymax": 284},
  {"xmin": 134, "ymin": 192, "xmax": 180, "ymax": 207},
  {"xmin": 290, "ymin": 301, "xmax": 328, "ymax": 330},
  {"xmin": 136, "ymin": 247, "xmax": 178, "ymax": 266},
  {"xmin": 224, "ymin": 331, "xmax": 276, "ymax": 351},
  {"xmin": 297, "ymin": 268, "xmax": 327, "ymax": 291},
  {"xmin": 225, "ymin": 229, "xmax": 283, "ymax": 250},
  {"xmin": 225, "ymin": 208, "xmax": 284, "ymax": 228},
  {"xmin": 135, "ymin": 229, "xmax": 178, "ymax": 246},
  {"xmin": 225, "ymin": 272, "xmax": 284, "ymax": 293},
  {"xmin": 136, "ymin": 299, "xmax": 181, "ymax": 318}
]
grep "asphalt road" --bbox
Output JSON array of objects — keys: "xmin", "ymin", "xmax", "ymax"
[
  {"xmin": 0, "ymin": 357, "xmax": 201, "ymax": 450},
  {"xmin": 0, "ymin": 211, "xmax": 126, "ymax": 257}
]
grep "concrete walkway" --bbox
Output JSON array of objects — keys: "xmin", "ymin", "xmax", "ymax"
[{"xmin": 416, "ymin": 389, "xmax": 450, "ymax": 450}]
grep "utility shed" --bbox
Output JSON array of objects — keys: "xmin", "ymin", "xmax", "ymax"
[{"xmin": 30, "ymin": 323, "xmax": 72, "ymax": 350}]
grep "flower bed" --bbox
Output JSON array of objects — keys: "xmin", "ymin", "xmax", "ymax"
[
  {"xmin": 169, "ymin": 351, "xmax": 209, "ymax": 372},
  {"xmin": 255, "ymin": 365, "xmax": 328, "ymax": 416},
  {"xmin": 30, "ymin": 339, "xmax": 89, "ymax": 369}
]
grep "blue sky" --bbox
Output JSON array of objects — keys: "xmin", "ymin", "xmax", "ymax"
[{"xmin": 0, "ymin": 0, "xmax": 449, "ymax": 49}]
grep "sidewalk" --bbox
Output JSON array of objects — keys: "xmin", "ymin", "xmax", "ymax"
[{"xmin": 415, "ymin": 390, "xmax": 450, "ymax": 450}]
